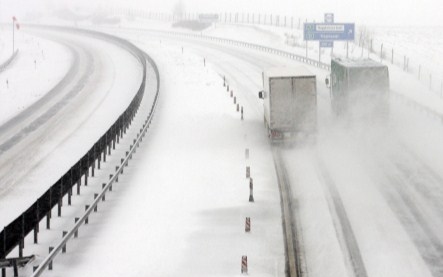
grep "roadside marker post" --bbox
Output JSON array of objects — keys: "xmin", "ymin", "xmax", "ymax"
[
  {"xmin": 249, "ymin": 178, "xmax": 254, "ymax": 202},
  {"xmin": 245, "ymin": 217, "xmax": 251, "ymax": 232},
  {"xmin": 241, "ymin": 256, "xmax": 248, "ymax": 274}
]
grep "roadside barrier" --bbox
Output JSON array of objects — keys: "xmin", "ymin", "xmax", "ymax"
[
  {"xmin": 0, "ymin": 27, "xmax": 158, "ymax": 272},
  {"xmin": 143, "ymin": 29, "xmax": 331, "ymax": 71}
]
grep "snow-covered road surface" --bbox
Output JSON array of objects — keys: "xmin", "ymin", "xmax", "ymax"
[
  {"xmin": 36, "ymin": 37, "xmax": 285, "ymax": 277},
  {"xmin": 0, "ymin": 27, "xmax": 143, "ymax": 230},
  {"xmin": 113, "ymin": 28, "xmax": 442, "ymax": 277}
]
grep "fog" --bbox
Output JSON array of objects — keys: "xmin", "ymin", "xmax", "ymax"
[{"xmin": 0, "ymin": 0, "xmax": 442, "ymax": 26}]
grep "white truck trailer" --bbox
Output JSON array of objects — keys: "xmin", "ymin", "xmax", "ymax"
[{"xmin": 259, "ymin": 66, "xmax": 317, "ymax": 142}]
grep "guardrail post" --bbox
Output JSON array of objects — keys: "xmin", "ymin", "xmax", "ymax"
[
  {"xmin": 91, "ymin": 160, "xmax": 95, "ymax": 177},
  {"xmin": 57, "ymin": 198, "xmax": 62, "ymax": 217},
  {"xmin": 13, "ymin": 259, "xmax": 18, "ymax": 277},
  {"xmin": 74, "ymin": 218, "xmax": 79, "ymax": 238},
  {"xmin": 68, "ymin": 187, "xmax": 72, "ymax": 205},
  {"xmin": 109, "ymin": 175, "xmax": 113, "ymax": 191},
  {"xmin": 102, "ymin": 184, "xmax": 106, "ymax": 201},
  {"xmin": 46, "ymin": 211, "xmax": 51, "ymax": 230},
  {"xmin": 62, "ymin": 231, "xmax": 67, "ymax": 253},
  {"xmin": 85, "ymin": 206, "xmax": 89, "ymax": 224},
  {"xmin": 34, "ymin": 225, "xmax": 38, "ymax": 244},
  {"xmin": 19, "ymin": 239, "xmax": 23, "ymax": 258},
  {"xmin": 125, "ymin": 152, "xmax": 129, "ymax": 166},
  {"xmin": 115, "ymin": 167, "xmax": 119, "ymax": 182},
  {"xmin": 121, "ymin": 159, "xmax": 124, "ymax": 174},
  {"xmin": 48, "ymin": 247, "xmax": 54, "ymax": 270},
  {"xmin": 94, "ymin": 194, "xmax": 98, "ymax": 212},
  {"xmin": 241, "ymin": 107, "xmax": 244, "ymax": 120}
]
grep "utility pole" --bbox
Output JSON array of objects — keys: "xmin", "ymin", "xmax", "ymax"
[
  {"xmin": 12, "ymin": 16, "xmax": 16, "ymax": 54},
  {"xmin": 12, "ymin": 16, "xmax": 19, "ymax": 55}
]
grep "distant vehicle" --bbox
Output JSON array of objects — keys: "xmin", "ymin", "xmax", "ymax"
[
  {"xmin": 259, "ymin": 66, "xmax": 317, "ymax": 142},
  {"xmin": 327, "ymin": 58, "xmax": 390, "ymax": 116}
]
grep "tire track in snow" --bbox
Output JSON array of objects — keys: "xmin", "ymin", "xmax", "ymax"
[
  {"xmin": 273, "ymin": 147, "xmax": 305, "ymax": 277},
  {"xmin": 0, "ymin": 38, "xmax": 92, "ymax": 153},
  {"xmin": 379, "ymin": 145, "xmax": 443, "ymax": 276},
  {"xmin": 316, "ymin": 156, "xmax": 368, "ymax": 277}
]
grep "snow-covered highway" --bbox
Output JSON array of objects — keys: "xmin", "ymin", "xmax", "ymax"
[
  {"xmin": 91, "ymin": 27, "xmax": 442, "ymax": 277},
  {"xmin": 2, "ymin": 21, "xmax": 443, "ymax": 277}
]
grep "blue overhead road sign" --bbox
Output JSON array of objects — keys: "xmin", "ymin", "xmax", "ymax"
[{"xmin": 304, "ymin": 23, "xmax": 355, "ymax": 41}]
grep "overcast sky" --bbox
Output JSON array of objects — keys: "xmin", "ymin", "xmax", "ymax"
[{"xmin": 1, "ymin": 0, "xmax": 441, "ymax": 26}]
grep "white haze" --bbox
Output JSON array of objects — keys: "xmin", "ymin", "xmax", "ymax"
[{"xmin": 0, "ymin": 0, "xmax": 442, "ymax": 26}]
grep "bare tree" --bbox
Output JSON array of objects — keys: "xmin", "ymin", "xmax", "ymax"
[{"xmin": 357, "ymin": 25, "xmax": 373, "ymax": 49}]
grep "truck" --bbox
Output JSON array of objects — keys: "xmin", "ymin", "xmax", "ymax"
[
  {"xmin": 328, "ymin": 58, "xmax": 390, "ymax": 116},
  {"xmin": 258, "ymin": 66, "xmax": 317, "ymax": 142}
]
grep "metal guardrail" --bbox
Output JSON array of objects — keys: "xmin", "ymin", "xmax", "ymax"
[
  {"xmin": 0, "ymin": 26, "xmax": 151, "ymax": 265},
  {"xmin": 143, "ymin": 29, "xmax": 331, "ymax": 71},
  {"xmin": 31, "ymin": 61, "xmax": 160, "ymax": 276},
  {"xmin": 28, "ymin": 39, "xmax": 160, "ymax": 277}
]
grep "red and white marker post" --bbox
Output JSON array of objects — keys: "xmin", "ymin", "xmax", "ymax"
[{"xmin": 241, "ymin": 255, "xmax": 248, "ymax": 274}]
